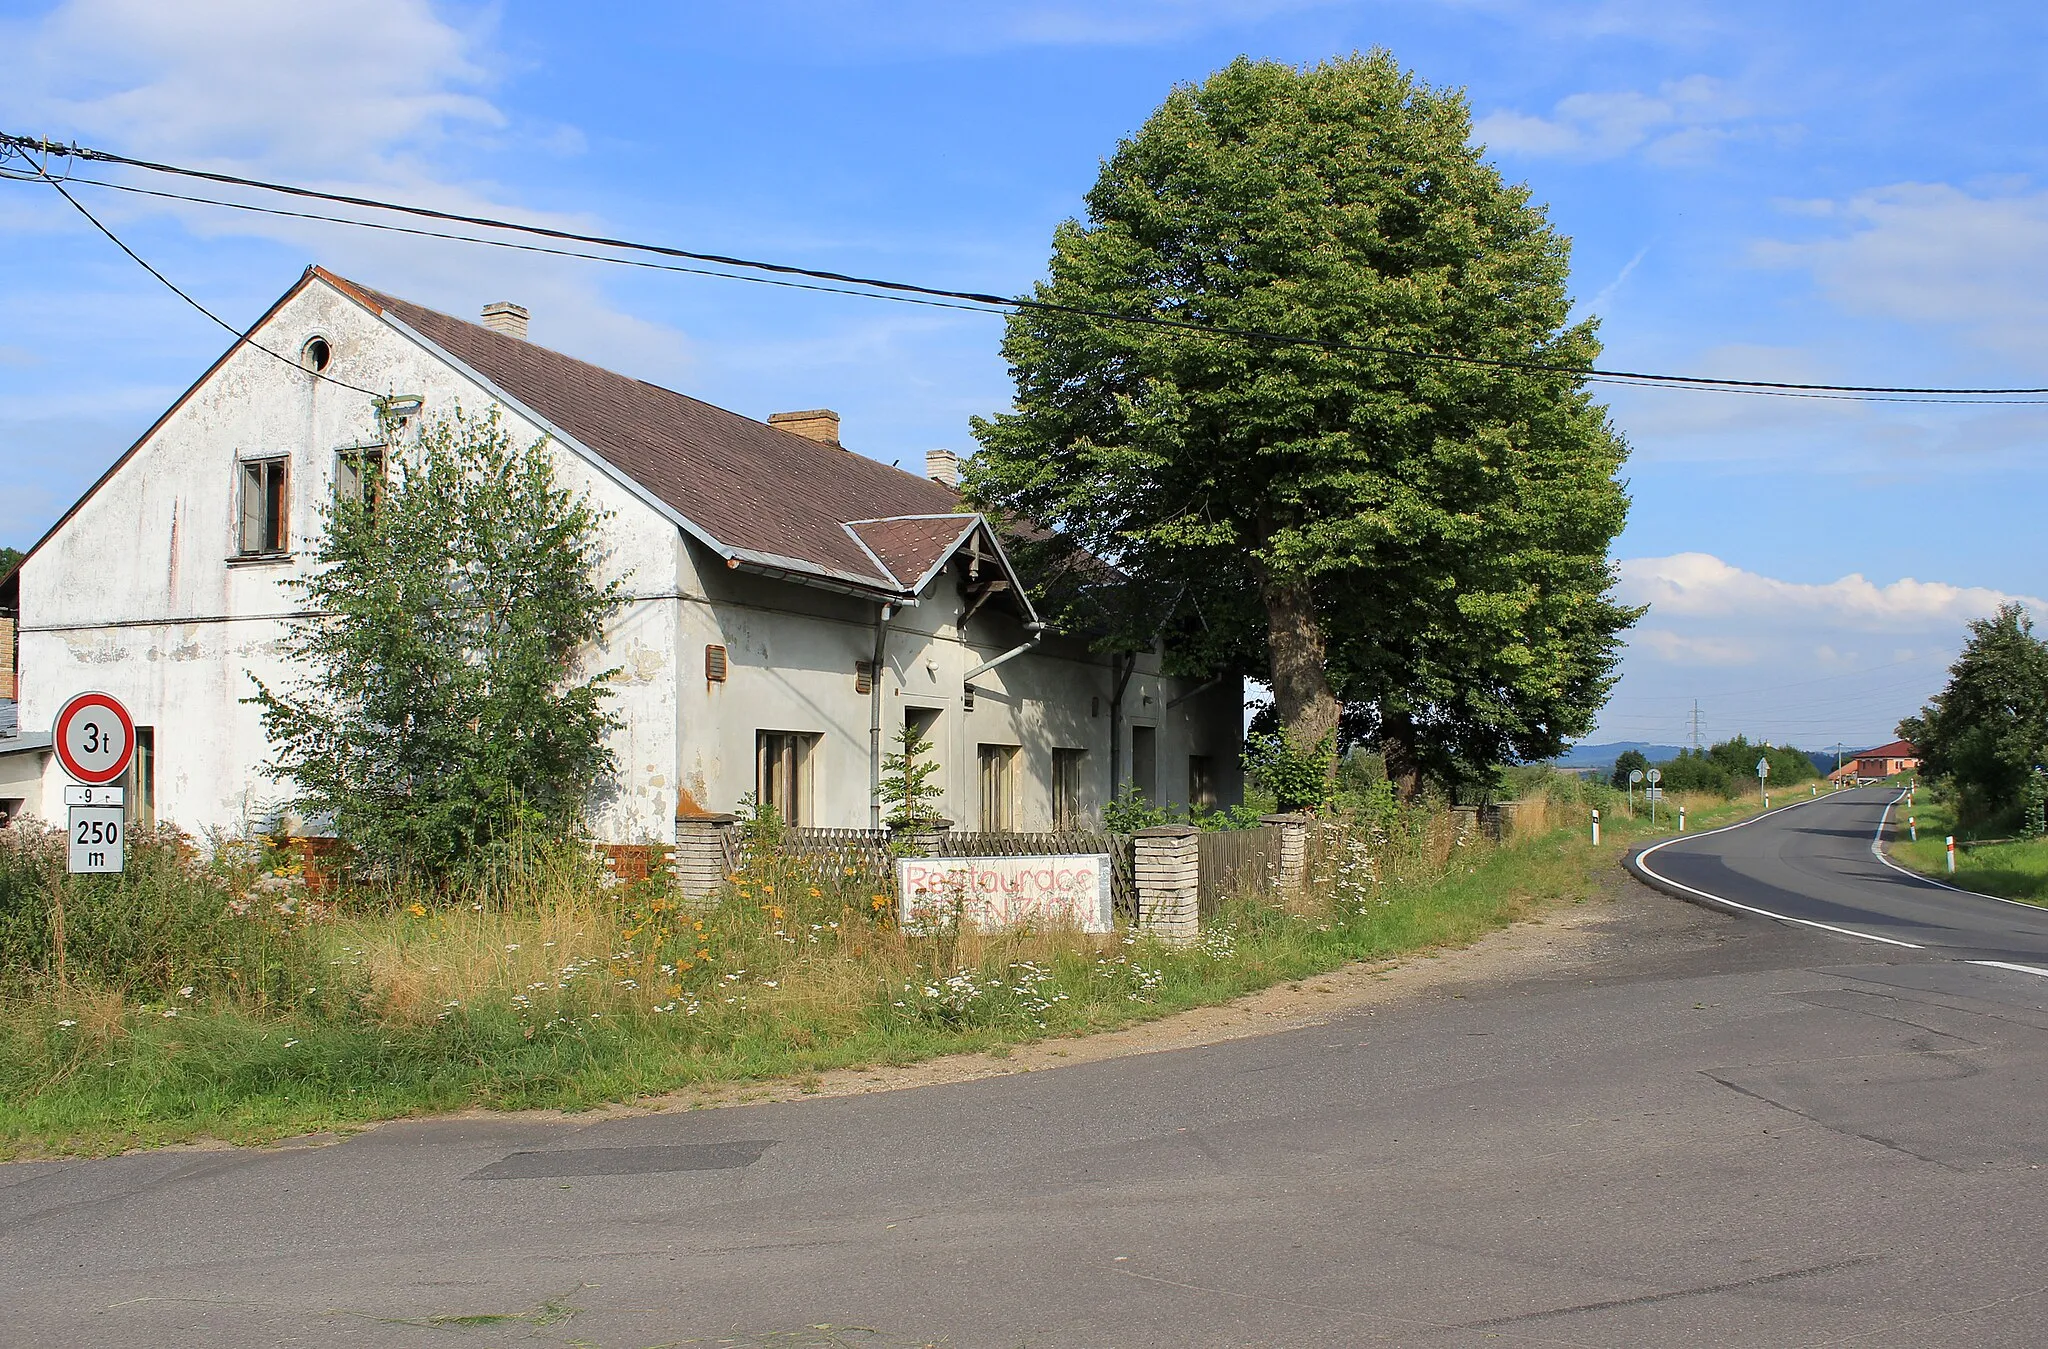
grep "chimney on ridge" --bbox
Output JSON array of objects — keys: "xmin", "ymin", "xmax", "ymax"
[
  {"xmin": 925, "ymin": 449, "xmax": 961, "ymax": 488},
  {"xmin": 768, "ymin": 409, "xmax": 842, "ymax": 447},
  {"xmin": 481, "ymin": 301, "xmax": 529, "ymax": 340}
]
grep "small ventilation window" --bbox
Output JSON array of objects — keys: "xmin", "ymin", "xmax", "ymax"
[
  {"xmin": 705, "ymin": 644, "xmax": 728, "ymax": 682},
  {"xmin": 300, "ymin": 336, "xmax": 332, "ymax": 373},
  {"xmin": 855, "ymin": 660, "xmax": 874, "ymax": 695},
  {"xmin": 963, "ymin": 684, "xmax": 976, "ymax": 712}
]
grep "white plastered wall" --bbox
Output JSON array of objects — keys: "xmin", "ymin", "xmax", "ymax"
[{"xmin": 15, "ymin": 276, "xmax": 684, "ymax": 843}]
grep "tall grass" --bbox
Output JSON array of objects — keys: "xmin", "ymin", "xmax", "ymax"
[{"xmin": 0, "ymin": 789, "xmax": 1708, "ymax": 1158}]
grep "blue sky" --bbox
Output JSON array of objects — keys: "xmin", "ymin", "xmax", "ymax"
[{"xmin": 3, "ymin": 0, "xmax": 2045, "ymax": 755}]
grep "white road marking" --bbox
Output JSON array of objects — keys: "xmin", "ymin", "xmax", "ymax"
[
  {"xmin": 1867, "ymin": 794, "xmax": 2048, "ymax": 911},
  {"xmin": 1969, "ymin": 960, "xmax": 2048, "ymax": 979},
  {"xmin": 1632, "ymin": 795, "xmax": 1925, "ymax": 950}
]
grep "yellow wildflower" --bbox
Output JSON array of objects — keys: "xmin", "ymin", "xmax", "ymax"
[{"xmin": 408, "ymin": 903, "xmax": 427, "ymax": 917}]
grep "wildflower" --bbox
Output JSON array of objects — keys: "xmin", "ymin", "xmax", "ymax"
[
  {"xmin": 871, "ymin": 895, "xmax": 889, "ymax": 910},
  {"xmin": 55, "ymin": 1019, "xmax": 76, "ymax": 1029},
  {"xmin": 695, "ymin": 949, "xmax": 709, "ymax": 960},
  {"xmin": 762, "ymin": 884, "xmax": 775, "ymax": 895},
  {"xmin": 282, "ymin": 1039, "xmax": 300, "ymax": 1048},
  {"xmin": 808, "ymin": 887, "xmax": 821, "ymax": 897},
  {"xmin": 770, "ymin": 905, "xmax": 784, "ymax": 921},
  {"xmin": 763, "ymin": 980, "xmax": 779, "ymax": 988},
  {"xmin": 161, "ymin": 1008, "xmax": 179, "ymax": 1018},
  {"xmin": 408, "ymin": 903, "xmax": 427, "ymax": 917},
  {"xmin": 506, "ymin": 943, "xmax": 521, "ymax": 952},
  {"xmin": 178, "ymin": 986, "xmax": 195, "ymax": 998}
]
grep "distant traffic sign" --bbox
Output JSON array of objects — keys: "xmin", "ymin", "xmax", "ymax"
[
  {"xmin": 1628, "ymin": 769, "xmax": 1645, "ymax": 784},
  {"xmin": 53, "ymin": 691, "xmax": 135, "ymax": 786},
  {"xmin": 1756, "ymin": 757, "xmax": 1771, "ymax": 779},
  {"xmin": 1646, "ymin": 768, "xmax": 1662, "ymax": 785}
]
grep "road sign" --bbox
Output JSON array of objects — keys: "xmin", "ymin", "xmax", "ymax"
[
  {"xmin": 1756, "ymin": 757, "xmax": 1770, "ymax": 779},
  {"xmin": 1628, "ymin": 769, "xmax": 1644, "ymax": 784},
  {"xmin": 53, "ymin": 691, "xmax": 135, "ymax": 786},
  {"xmin": 1645, "ymin": 787, "xmax": 1664, "ymax": 801},
  {"xmin": 67, "ymin": 805, "xmax": 124, "ymax": 873},
  {"xmin": 63, "ymin": 785, "xmax": 124, "ymax": 807},
  {"xmin": 1646, "ymin": 768, "xmax": 1662, "ymax": 784}
]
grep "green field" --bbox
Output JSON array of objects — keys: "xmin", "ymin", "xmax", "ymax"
[{"xmin": 1887, "ymin": 791, "xmax": 2048, "ymax": 904}]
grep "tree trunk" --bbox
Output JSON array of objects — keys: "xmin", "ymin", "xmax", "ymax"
[
  {"xmin": 1380, "ymin": 707, "xmax": 1426, "ymax": 802},
  {"xmin": 1258, "ymin": 572, "xmax": 1341, "ymax": 794}
]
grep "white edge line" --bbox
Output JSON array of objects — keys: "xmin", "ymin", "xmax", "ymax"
[
  {"xmin": 1969, "ymin": 960, "xmax": 2048, "ymax": 979},
  {"xmin": 1632, "ymin": 793, "xmax": 1924, "ymax": 950},
  {"xmin": 1867, "ymin": 793, "xmax": 2048, "ymax": 911}
]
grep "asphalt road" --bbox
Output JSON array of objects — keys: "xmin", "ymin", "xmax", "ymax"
[
  {"xmin": 1632, "ymin": 785, "xmax": 2048, "ymax": 964},
  {"xmin": 9, "ymin": 792, "xmax": 2048, "ymax": 1348}
]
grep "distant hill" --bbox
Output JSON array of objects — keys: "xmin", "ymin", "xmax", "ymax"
[{"xmin": 1551, "ymin": 742, "xmax": 1688, "ymax": 770}]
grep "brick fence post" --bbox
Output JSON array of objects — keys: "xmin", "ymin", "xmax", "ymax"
[
  {"xmin": 672, "ymin": 813, "xmax": 738, "ymax": 902},
  {"xmin": 1134, "ymin": 824, "xmax": 1200, "ymax": 945},
  {"xmin": 1259, "ymin": 813, "xmax": 1311, "ymax": 894}
]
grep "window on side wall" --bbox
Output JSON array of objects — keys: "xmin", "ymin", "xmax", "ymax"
[
  {"xmin": 1052, "ymin": 748, "xmax": 1087, "ymax": 832},
  {"xmin": 978, "ymin": 743, "xmax": 1019, "ymax": 832},
  {"xmin": 756, "ymin": 731, "xmax": 818, "ymax": 826},
  {"xmin": 126, "ymin": 728, "xmax": 156, "ymax": 829},
  {"xmin": 1131, "ymin": 726, "xmax": 1158, "ymax": 803},
  {"xmin": 1188, "ymin": 755, "xmax": 1217, "ymax": 812},
  {"xmin": 335, "ymin": 447, "xmax": 387, "ymax": 511},
  {"xmin": 237, "ymin": 457, "xmax": 290, "ymax": 556}
]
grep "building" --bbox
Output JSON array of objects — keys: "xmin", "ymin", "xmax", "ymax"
[
  {"xmin": 0, "ymin": 267, "xmax": 1241, "ymax": 839},
  {"xmin": 1827, "ymin": 740, "xmax": 1920, "ymax": 784}
]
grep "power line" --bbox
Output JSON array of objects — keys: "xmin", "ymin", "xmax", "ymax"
[
  {"xmin": 6, "ymin": 131, "xmax": 2048, "ymax": 404},
  {"xmin": 28, "ymin": 163, "xmax": 384, "ymax": 401}
]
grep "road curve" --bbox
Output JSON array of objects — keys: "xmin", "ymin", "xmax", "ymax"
[{"xmin": 1630, "ymin": 785, "xmax": 2048, "ymax": 965}]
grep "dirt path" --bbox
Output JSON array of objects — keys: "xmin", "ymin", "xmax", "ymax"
[{"xmin": 557, "ymin": 884, "xmax": 1628, "ymax": 1121}]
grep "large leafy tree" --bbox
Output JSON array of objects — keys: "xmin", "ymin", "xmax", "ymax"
[
  {"xmin": 1900, "ymin": 603, "xmax": 2048, "ymax": 825},
  {"xmin": 251, "ymin": 408, "xmax": 623, "ymax": 880},
  {"xmin": 968, "ymin": 52, "xmax": 1639, "ymax": 799},
  {"xmin": 0, "ymin": 547, "xmax": 22, "ymax": 577}
]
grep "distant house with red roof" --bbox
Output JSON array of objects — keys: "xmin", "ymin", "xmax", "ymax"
[{"xmin": 1828, "ymin": 740, "xmax": 1920, "ymax": 783}]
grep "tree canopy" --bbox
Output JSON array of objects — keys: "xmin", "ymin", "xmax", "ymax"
[
  {"xmin": 1901, "ymin": 603, "xmax": 2048, "ymax": 826},
  {"xmin": 967, "ymin": 52, "xmax": 1639, "ymax": 801},
  {"xmin": 251, "ymin": 408, "xmax": 623, "ymax": 880},
  {"xmin": 0, "ymin": 546, "xmax": 22, "ymax": 578}
]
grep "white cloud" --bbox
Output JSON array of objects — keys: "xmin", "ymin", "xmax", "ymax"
[
  {"xmin": 1755, "ymin": 182, "xmax": 2048, "ymax": 359},
  {"xmin": 1618, "ymin": 552, "xmax": 2044, "ymax": 629},
  {"xmin": 1592, "ymin": 552, "xmax": 2029, "ymax": 747},
  {"xmin": 0, "ymin": 0, "xmax": 502, "ymax": 175},
  {"xmin": 1629, "ymin": 628, "xmax": 1754, "ymax": 666},
  {"xmin": 1476, "ymin": 76, "xmax": 1750, "ymax": 163}
]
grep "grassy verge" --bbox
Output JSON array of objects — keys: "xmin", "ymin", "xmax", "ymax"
[
  {"xmin": 1886, "ymin": 787, "xmax": 2048, "ymax": 903},
  {"xmin": 0, "ymin": 789, "xmax": 1792, "ymax": 1160}
]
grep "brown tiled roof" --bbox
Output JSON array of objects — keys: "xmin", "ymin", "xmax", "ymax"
[
  {"xmin": 846, "ymin": 516, "xmax": 977, "ymax": 589},
  {"xmin": 323, "ymin": 269, "xmax": 968, "ymax": 592}
]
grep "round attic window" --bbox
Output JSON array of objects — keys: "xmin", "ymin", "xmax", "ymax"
[{"xmin": 300, "ymin": 336, "xmax": 332, "ymax": 373}]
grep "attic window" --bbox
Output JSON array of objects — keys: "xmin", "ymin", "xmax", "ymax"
[
  {"xmin": 300, "ymin": 336, "xmax": 332, "ymax": 373},
  {"xmin": 705, "ymin": 644, "xmax": 729, "ymax": 682}
]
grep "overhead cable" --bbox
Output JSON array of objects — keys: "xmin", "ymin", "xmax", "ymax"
[{"xmin": 6, "ymin": 132, "xmax": 2047, "ymax": 403}]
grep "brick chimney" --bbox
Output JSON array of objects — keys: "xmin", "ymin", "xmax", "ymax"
[
  {"xmin": 925, "ymin": 449, "xmax": 960, "ymax": 488},
  {"xmin": 481, "ymin": 301, "xmax": 529, "ymax": 340},
  {"xmin": 768, "ymin": 409, "xmax": 841, "ymax": 447}
]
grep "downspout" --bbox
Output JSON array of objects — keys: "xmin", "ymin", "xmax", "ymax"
[
  {"xmin": 868, "ymin": 600, "xmax": 896, "ymax": 829},
  {"xmin": 1109, "ymin": 651, "xmax": 1136, "ymax": 799},
  {"xmin": 962, "ymin": 622, "xmax": 1044, "ymax": 683}
]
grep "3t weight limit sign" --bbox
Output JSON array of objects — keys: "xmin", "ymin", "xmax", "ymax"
[{"xmin": 53, "ymin": 691, "xmax": 137, "ymax": 874}]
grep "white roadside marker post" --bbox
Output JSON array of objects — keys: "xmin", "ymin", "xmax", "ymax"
[
  {"xmin": 1909, "ymin": 816, "xmax": 1917, "ymax": 842},
  {"xmin": 1678, "ymin": 805, "xmax": 1686, "ymax": 833},
  {"xmin": 1947, "ymin": 835, "xmax": 1956, "ymax": 874},
  {"xmin": 1591, "ymin": 809, "xmax": 1600, "ymax": 846}
]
